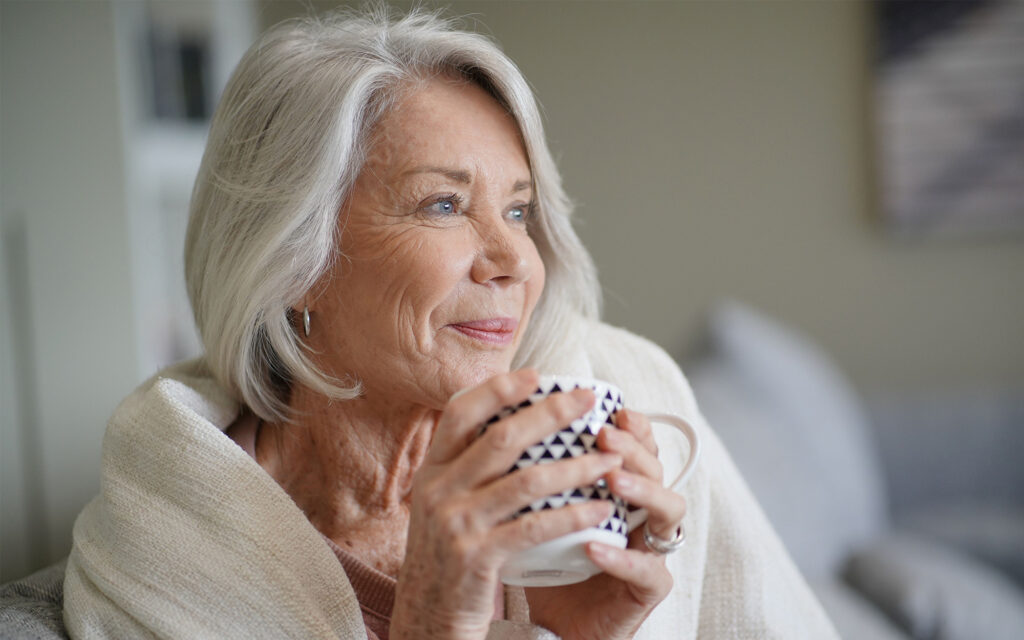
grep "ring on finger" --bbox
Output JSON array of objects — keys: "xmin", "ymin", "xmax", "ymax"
[{"xmin": 642, "ymin": 521, "xmax": 686, "ymax": 555}]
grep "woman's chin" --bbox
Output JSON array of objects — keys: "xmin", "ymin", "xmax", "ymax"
[{"xmin": 441, "ymin": 361, "xmax": 513, "ymax": 401}]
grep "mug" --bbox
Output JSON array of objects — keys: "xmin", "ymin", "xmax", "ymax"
[{"xmin": 480, "ymin": 375, "xmax": 701, "ymax": 587}]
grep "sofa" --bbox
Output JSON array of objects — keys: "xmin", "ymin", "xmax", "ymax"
[
  {"xmin": 685, "ymin": 299, "xmax": 1024, "ymax": 639},
  {"xmin": 0, "ymin": 558, "xmax": 66, "ymax": 638}
]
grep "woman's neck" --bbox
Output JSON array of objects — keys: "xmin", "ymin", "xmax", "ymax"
[{"xmin": 256, "ymin": 385, "xmax": 440, "ymax": 577}]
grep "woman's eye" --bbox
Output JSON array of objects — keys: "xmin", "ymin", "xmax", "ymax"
[
  {"xmin": 508, "ymin": 203, "xmax": 532, "ymax": 223},
  {"xmin": 423, "ymin": 194, "xmax": 463, "ymax": 216}
]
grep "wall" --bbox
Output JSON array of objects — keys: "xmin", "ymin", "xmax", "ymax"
[
  {"xmin": 263, "ymin": 0, "xmax": 1024, "ymax": 393},
  {"xmin": 1, "ymin": 0, "xmax": 139, "ymax": 578}
]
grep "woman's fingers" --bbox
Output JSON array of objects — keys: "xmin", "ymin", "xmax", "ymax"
[
  {"xmin": 614, "ymin": 409, "xmax": 659, "ymax": 458},
  {"xmin": 598, "ymin": 421, "xmax": 663, "ymax": 482},
  {"xmin": 426, "ymin": 369, "xmax": 538, "ymax": 465},
  {"xmin": 608, "ymin": 470, "xmax": 686, "ymax": 539},
  {"xmin": 585, "ymin": 543, "xmax": 674, "ymax": 603},
  {"xmin": 468, "ymin": 450, "xmax": 622, "ymax": 525},
  {"xmin": 420, "ymin": 453, "xmax": 621, "ymax": 567},
  {"xmin": 491, "ymin": 500, "xmax": 615, "ymax": 554},
  {"xmin": 440, "ymin": 386, "xmax": 596, "ymax": 491},
  {"xmin": 601, "ymin": 410, "xmax": 687, "ymax": 540}
]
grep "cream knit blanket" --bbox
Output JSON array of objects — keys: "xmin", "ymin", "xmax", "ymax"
[{"xmin": 63, "ymin": 319, "xmax": 839, "ymax": 639}]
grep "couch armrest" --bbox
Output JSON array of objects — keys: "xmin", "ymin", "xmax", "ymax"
[
  {"xmin": 896, "ymin": 503, "xmax": 1024, "ymax": 587},
  {"xmin": 809, "ymin": 577, "xmax": 909, "ymax": 640},
  {"xmin": 843, "ymin": 532, "xmax": 1024, "ymax": 640},
  {"xmin": 0, "ymin": 558, "xmax": 68, "ymax": 639}
]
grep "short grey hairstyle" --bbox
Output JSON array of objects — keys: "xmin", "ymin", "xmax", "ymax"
[{"xmin": 185, "ymin": 7, "xmax": 600, "ymax": 421}]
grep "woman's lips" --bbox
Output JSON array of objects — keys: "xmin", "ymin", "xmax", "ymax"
[{"xmin": 448, "ymin": 318, "xmax": 519, "ymax": 345}]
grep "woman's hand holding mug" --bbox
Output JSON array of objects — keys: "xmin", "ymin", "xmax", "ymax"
[
  {"xmin": 492, "ymin": 375, "xmax": 700, "ymax": 640},
  {"xmin": 391, "ymin": 370, "xmax": 620, "ymax": 639},
  {"xmin": 390, "ymin": 370, "xmax": 700, "ymax": 640}
]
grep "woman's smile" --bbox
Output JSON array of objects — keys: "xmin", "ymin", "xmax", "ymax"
[{"xmin": 446, "ymin": 317, "xmax": 519, "ymax": 346}]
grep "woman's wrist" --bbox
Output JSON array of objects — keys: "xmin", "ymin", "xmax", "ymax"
[
  {"xmin": 390, "ymin": 580, "xmax": 494, "ymax": 640},
  {"xmin": 389, "ymin": 607, "xmax": 492, "ymax": 640}
]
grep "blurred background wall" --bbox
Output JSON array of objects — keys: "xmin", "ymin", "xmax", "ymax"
[
  {"xmin": 2, "ymin": 0, "xmax": 140, "ymax": 583},
  {"xmin": 2, "ymin": 0, "xmax": 1022, "ymax": 582}
]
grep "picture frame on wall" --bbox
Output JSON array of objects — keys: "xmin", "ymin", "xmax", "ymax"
[{"xmin": 873, "ymin": 0, "xmax": 1024, "ymax": 238}]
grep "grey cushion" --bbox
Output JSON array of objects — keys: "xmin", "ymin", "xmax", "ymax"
[
  {"xmin": 0, "ymin": 559, "xmax": 68, "ymax": 639},
  {"xmin": 809, "ymin": 577, "xmax": 910, "ymax": 640},
  {"xmin": 866, "ymin": 386, "xmax": 1024, "ymax": 515},
  {"xmin": 897, "ymin": 503, "xmax": 1024, "ymax": 588},
  {"xmin": 844, "ymin": 532, "xmax": 1024, "ymax": 640},
  {"xmin": 687, "ymin": 300, "xmax": 886, "ymax": 578}
]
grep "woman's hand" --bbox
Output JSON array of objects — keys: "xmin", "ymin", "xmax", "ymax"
[
  {"xmin": 390, "ymin": 369, "xmax": 622, "ymax": 640},
  {"xmin": 524, "ymin": 409, "xmax": 686, "ymax": 640}
]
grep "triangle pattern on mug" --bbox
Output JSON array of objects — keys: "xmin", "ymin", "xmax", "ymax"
[{"xmin": 483, "ymin": 377, "xmax": 630, "ymax": 533}]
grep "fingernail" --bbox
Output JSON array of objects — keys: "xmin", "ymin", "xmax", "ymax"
[
  {"xmin": 575, "ymin": 389, "xmax": 595, "ymax": 406},
  {"xmin": 615, "ymin": 474, "xmax": 634, "ymax": 492},
  {"xmin": 588, "ymin": 542, "xmax": 611, "ymax": 561},
  {"xmin": 591, "ymin": 500, "xmax": 614, "ymax": 520},
  {"xmin": 602, "ymin": 453, "xmax": 623, "ymax": 469}
]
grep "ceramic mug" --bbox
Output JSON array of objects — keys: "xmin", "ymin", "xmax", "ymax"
[{"xmin": 479, "ymin": 375, "xmax": 701, "ymax": 587}]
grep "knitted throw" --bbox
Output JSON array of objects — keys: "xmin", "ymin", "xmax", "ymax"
[{"xmin": 63, "ymin": 319, "xmax": 839, "ymax": 639}]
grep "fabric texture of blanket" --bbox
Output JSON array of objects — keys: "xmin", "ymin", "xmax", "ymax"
[{"xmin": 63, "ymin": 317, "xmax": 839, "ymax": 639}]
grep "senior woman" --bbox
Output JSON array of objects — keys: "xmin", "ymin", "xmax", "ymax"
[{"xmin": 63, "ymin": 9, "xmax": 837, "ymax": 640}]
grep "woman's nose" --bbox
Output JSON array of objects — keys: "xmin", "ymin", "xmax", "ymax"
[{"xmin": 470, "ymin": 218, "xmax": 531, "ymax": 286}]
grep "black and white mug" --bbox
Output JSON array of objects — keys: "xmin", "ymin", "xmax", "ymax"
[{"xmin": 480, "ymin": 375, "xmax": 701, "ymax": 587}]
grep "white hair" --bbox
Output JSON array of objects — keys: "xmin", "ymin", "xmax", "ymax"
[{"xmin": 185, "ymin": 7, "xmax": 600, "ymax": 421}]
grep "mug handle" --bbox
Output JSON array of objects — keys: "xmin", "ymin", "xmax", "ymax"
[{"xmin": 625, "ymin": 412, "xmax": 701, "ymax": 531}]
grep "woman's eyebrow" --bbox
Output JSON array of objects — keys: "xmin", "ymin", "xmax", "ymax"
[
  {"xmin": 404, "ymin": 166, "xmax": 532, "ymax": 195},
  {"xmin": 404, "ymin": 166, "xmax": 472, "ymax": 183},
  {"xmin": 511, "ymin": 179, "xmax": 531, "ymax": 194}
]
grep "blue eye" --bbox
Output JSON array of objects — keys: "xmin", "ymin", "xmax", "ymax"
[
  {"xmin": 429, "ymin": 199, "xmax": 456, "ymax": 215},
  {"xmin": 423, "ymin": 194, "xmax": 463, "ymax": 217},
  {"xmin": 508, "ymin": 203, "xmax": 533, "ymax": 223}
]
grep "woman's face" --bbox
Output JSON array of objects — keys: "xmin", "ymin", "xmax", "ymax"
[{"xmin": 306, "ymin": 77, "xmax": 545, "ymax": 409}]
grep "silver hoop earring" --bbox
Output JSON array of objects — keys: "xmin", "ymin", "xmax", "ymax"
[{"xmin": 302, "ymin": 307, "xmax": 311, "ymax": 337}]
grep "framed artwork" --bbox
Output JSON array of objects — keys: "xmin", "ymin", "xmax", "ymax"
[{"xmin": 874, "ymin": 0, "xmax": 1024, "ymax": 237}]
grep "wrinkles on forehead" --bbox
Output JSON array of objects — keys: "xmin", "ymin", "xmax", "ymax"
[
  {"xmin": 351, "ymin": 77, "xmax": 532, "ymax": 215},
  {"xmin": 365, "ymin": 73, "xmax": 524, "ymax": 166}
]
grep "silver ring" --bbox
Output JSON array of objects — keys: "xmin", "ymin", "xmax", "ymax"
[{"xmin": 643, "ymin": 521, "xmax": 686, "ymax": 555}]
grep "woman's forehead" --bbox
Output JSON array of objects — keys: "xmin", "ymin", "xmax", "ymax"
[{"xmin": 364, "ymin": 77, "xmax": 530, "ymax": 178}]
